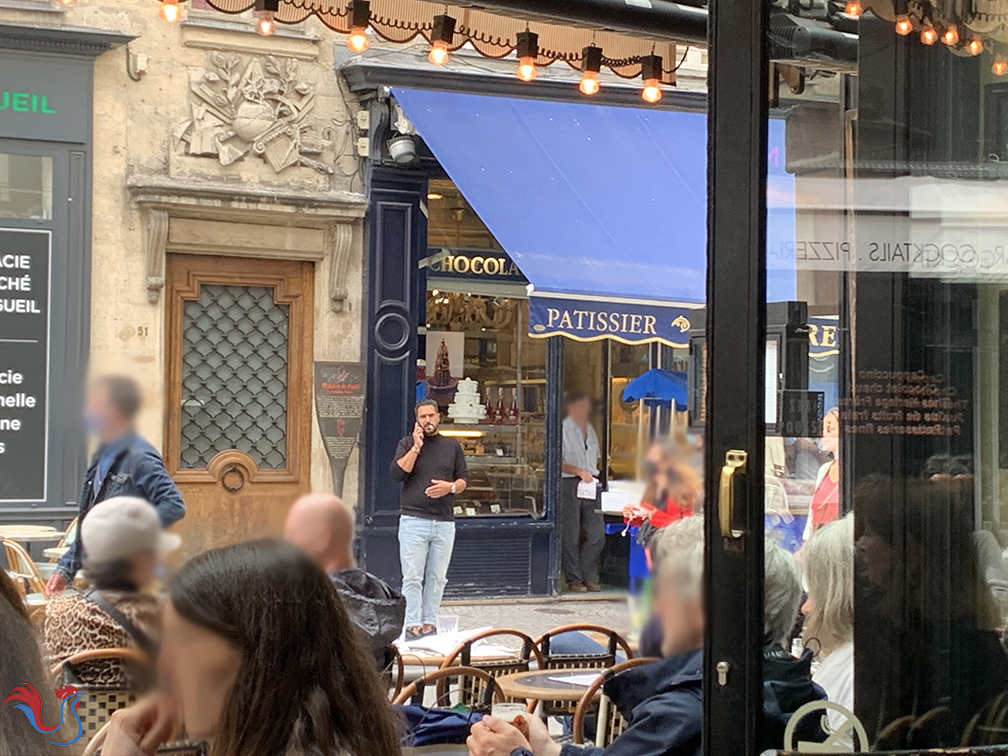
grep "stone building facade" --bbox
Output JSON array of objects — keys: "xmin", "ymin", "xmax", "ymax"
[{"xmin": 0, "ymin": 0, "xmax": 366, "ymax": 555}]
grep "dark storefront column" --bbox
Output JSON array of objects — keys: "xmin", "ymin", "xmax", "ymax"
[{"xmin": 359, "ymin": 168, "xmax": 426, "ymax": 585}]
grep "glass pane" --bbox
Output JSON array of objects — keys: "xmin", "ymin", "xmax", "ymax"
[
  {"xmin": 0, "ymin": 154, "xmax": 52, "ymax": 220},
  {"xmin": 762, "ymin": 17, "xmax": 1008, "ymax": 749},
  {"xmin": 179, "ymin": 284, "xmax": 289, "ymax": 470}
]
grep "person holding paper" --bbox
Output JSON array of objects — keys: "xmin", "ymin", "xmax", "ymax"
[{"xmin": 560, "ymin": 392, "xmax": 604, "ymax": 593}]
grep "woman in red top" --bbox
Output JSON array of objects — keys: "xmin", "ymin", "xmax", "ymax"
[
  {"xmin": 626, "ymin": 437, "xmax": 699, "ymax": 532},
  {"xmin": 804, "ymin": 408, "xmax": 840, "ymax": 541}
]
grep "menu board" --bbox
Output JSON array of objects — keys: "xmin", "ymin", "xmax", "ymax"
[
  {"xmin": 313, "ymin": 362, "xmax": 365, "ymax": 496},
  {"xmin": 0, "ymin": 229, "xmax": 50, "ymax": 502}
]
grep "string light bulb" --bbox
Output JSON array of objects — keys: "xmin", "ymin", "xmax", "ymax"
[
  {"xmin": 57, "ymin": 0, "xmax": 76, "ymax": 5},
  {"xmin": 844, "ymin": 0, "xmax": 863, "ymax": 16},
  {"xmin": 428, "ymin": 14, "xmax": 456, "ymax": 66},
  {"xmin": 967, "ymin": 37, "xmax": 983, "ymax": 55},
  {"xmin": 941, "ymin": 24, "xmax": 959, "ymax": 46},
  {"xmin": 254, "ymin": 0, "xmax": 279, "ymax": 36},
  {"xmin": 347, "ymin": 1, "xmax": 370, "ymax": 53},
  {"xmin": 895, "ymin": 15, "xmax": 914, "ymax": 35},
  {"xmin": 640, "ymin": 54, "xmax": 663, "ymax": 104},
  {"xmin": 516, "ymin": 30, "xmax": 539, "ymax": 82},
  {"xmin": 159, "ymin": 0, "xmax": 181, "ymax": 23},
  {"xmin": 579, "ymin": 45, "xmax": 603, "ymax": 96},
  {"xmin": 920, "ymin": 23, "xmax": 938, "ymax": 45},
  {"xmin": 994, "ymin": 57, "xmax": 1008, "ymax": 76}
]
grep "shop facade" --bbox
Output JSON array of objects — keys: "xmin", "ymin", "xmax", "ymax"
[{"xmin": 0, "ymin": 2, "xmax": 371, "ymax": 558}]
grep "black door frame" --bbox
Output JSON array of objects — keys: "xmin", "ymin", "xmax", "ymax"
[{"xmin": 703, "ymin": 0, "xmax": 769, "ymax": 753}]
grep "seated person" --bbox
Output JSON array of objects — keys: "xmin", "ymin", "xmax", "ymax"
[
  {"xmin": 101, "ymin": 539, "xmax": 402, "ymax": 756},
  {"xmin": 468, "ymin": 517, "xmax": 823, "ymax": 756},
  {"xmin": 284, "ymin": 492, "xmax": 405, "ymax": 669},
  {"xmin": 45, "ymin": 496, "xmax": 178, "ymax": 686},
  {"xmin": 1, "ymin": 569, "xmax": 73, "ymax": 755}
]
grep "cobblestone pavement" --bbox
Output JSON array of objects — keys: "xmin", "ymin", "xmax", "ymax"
[{"xmin": 443, "ymin": 593, "xmax": 630, "ymax": 637}]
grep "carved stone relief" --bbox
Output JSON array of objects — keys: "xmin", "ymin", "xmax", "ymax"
[{"xmin": 176, "ymin": 52, "xmax": 333, "ymax": 174}]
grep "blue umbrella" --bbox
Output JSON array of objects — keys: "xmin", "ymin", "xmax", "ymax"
[{"xmin": 621, "ymin": 368, "xmax": 688, "ymax": 408}]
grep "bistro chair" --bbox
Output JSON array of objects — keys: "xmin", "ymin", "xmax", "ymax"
[
  {"xmin": 393, "ymin": 665, "xmax": 503, "ymax": 714},
  {"xmin": 440, "ymin": 628, "xmax": 544, "ymax": 698},
  {"xmin": 51, "ymin": 647, "xmax": 155, "ymax": 749},
  {"xmin": 572, "ymin": 657, "xmax": 659, "ymax": 746},
  {"xmin": 383, "ymin": 643, "xmax": 406, "ymax": 699},
  {"xmin": 532, "ymin": 624, "xmax": 633, "ymax": 718},
  {"xmin": 3, "ymin": 537, "xmax": 49, "ymax": 599}
]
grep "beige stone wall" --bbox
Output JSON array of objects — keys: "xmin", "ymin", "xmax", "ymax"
[{"xmin": 0, "ymin": 1, "xmax": 367, "ymax": 502}]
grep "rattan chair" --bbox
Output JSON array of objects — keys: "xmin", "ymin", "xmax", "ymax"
[
  {"xmin": 572, "ymin": 657, "xmax": 659, "ymax": 746},
  {"xmin": 393, "ymin": 665, "xmax": 504, "ymax": 714},
  {"xmin": 3, "ymin": 537, "xmax": 49, "ymax": 599},
  {"xmin": 383, "ymin": 643, "xmax": 406, "ymax": 699},
  {"xmin": 532, "ymin": 624, "xmax": 634, "ymax": 717},
  {"xmin": 440, "ymin": 627, "xmax": 544, "ymax": 699},
  {"xmin": 51, "ymin": 647, "xmax": 154, "ymax": 749}
]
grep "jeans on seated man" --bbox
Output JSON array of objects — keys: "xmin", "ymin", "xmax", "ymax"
[
  {"xmin": 467, "ymin": 517, "xmax": 825, "ymax": 756},
  {"xmin": 284, "ymin": 493, "xmax": 405, "ymax": 670}
]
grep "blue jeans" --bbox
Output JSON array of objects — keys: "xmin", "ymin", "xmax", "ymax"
[{"xmin": 398, "ymin": 515, "xmax": 456, "ymax": 627}]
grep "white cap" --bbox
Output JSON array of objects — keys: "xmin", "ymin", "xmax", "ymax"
[{"xmin": 81, "ymin": 496, "xmax": 182, "ymax": 564}]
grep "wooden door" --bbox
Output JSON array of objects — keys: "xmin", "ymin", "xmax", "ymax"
[{"xmin": 165, "ymin": 254, "xmax": 313, "ymax": 559}]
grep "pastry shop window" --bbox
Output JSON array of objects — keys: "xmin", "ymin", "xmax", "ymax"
[{"xmin": 422, "ymin": 288, "xmax": 545, "ymax": 518}]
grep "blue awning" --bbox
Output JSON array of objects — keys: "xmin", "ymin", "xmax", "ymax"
[
  {"xmin": 528, "ymin": 293, "xmax": 695, "ymax": 347},
  {"xmin": 393, "ymin": 89, "xmax": 797, "ymax": 335}
]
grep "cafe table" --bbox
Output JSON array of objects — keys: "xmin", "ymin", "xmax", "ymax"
[
  {"xmin": 493, "ymin": 669, "xmax": 603, "ymax": 704},
  {"xmin": 43, "ymin": 546, "xmax": 69, "ymax": 560},
  {"xmin": 0, "ymin": 525, "xmax": 61, "ymax": 543}
]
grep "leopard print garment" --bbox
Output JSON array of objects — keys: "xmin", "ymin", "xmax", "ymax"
[{"xmin": 44, "ymin": 591, "xmax": 161, "ymax": 686}]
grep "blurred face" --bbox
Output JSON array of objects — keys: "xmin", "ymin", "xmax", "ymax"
[
  {"xmin": 160, "ymin": 602, "xmax": 242, "ymax": 741},
  {"xmin": 127, "ymin": 550, "xmax": 159, "ymax": 589},
  {"xmin": 416, "ymin": 404, "xmax": 440, "ymax": 435},
  {"xmin": 655, "ymin": 575, "xmax": 704, "ymax": 656},
  {"xmin": 645, "ymin": 444, "xmax": 666, "ymax": 487},
  {"xmin": 84, "ymin": 383, "xmax": 116, "ymax": 437},
  {"xmin": 820, "ymin": 412, "xmax": 840, "ymax": 456},
  {"xmin": 856, "ymin": 526, "xmax": 892, "ymax": 587},
  {"xmin": 566, "ymin": 398, "xmax": 591, "ymax": 425},
  {"xmin": 284, "ymin": 512, "xmax": 326, "ymax": 565}
]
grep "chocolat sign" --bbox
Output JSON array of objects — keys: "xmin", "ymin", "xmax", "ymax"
[
  {"xmin": 313, "ymin": 362, "xmax": 365, "ymax": 496},
  {"xmin": 528, "ymin": 295, "xmax": 697, "ymax": 347},
  {"xmin": 0, "ymin": 229, "xmax": 50, "ymax": 502}
]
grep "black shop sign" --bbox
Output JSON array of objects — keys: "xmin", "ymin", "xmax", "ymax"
[{"xmin": 0, "ymin": 229, "xmax": 50, "ymax": 502}]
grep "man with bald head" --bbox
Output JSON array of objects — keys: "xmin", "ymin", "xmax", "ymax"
[{"xmin": 285, "ymin": 493, "xmax": 405, "ymax": 668}]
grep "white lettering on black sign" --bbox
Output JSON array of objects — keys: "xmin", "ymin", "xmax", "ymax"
[{"xmin": 0, "ymin": 229, "xmax": 50, "ymax": 502}]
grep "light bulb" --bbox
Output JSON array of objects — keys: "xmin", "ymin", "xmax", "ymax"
[
  {"xmin": 57, "ymin": 0, "xmax": 76, "ymax": 5},
  {"xmin": 941, "ymin": 25, "xmax": 959, "ymax": 45},
  {"xmin": 642, "ymin": 79, "xmax": 662, "ymax": 103},
  {"xmin": 159, "ymin": 0, "xmax": 181, "ymax": 23},
  {"xmin": 994, "ymin": 58, "xmax": 1007, "ymax": 76},
  {"xmin": 844, "ymin": 0, "xmax": 862, "ymax": 16},
  {"xmin": 517, "ymin": 56, "xmax": 537, "ymax": 82},
  {"xmin": 428, "ymin": 40, "xmax": 450, "ymax": 65},
  {"xmin": 967, "ymin": 38, "xmax": 983, "ymax": 55},
  {"xmin": 920, "ymin": 25, "xmax": 938, "ymax": 45},
  {"xmin": 255, "ymin": 12, "xmax": 276, "ymax": 36},
  {"xmin": 579, "ymin": 71, "xmax": 600, "ymax": 96},
  {"xmin": 895, "ymin": 16, "xmax": 914, "ymax": 35},
  {"xmin": 348, "ymin": 27, "xmax": 369, "ymax": 53}
]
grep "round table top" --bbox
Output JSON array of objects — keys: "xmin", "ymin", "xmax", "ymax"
[
  {"xmin": 43, "ymin": 546, "xmax": 69, "ymax": 559},
  {"xmin": 0, "ymin": 525, "xmax": 61, "ymax": 542},
  {"xmin": 494, "ymin": 669, "xmax": 602, "ymax": 702}
]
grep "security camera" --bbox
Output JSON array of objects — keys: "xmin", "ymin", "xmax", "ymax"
[{"xmin": 388, "ymin": 134, "xmax": 416, "ymax": 164}]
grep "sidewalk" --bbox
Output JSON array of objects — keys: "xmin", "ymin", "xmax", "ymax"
[{"xmin": 444, "ymin": 593, "xmax": 630, "ymax": 637}]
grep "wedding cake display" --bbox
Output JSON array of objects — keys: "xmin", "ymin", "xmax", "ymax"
[{"xmin": 448, "ymin": 378, "xmax": 487, "ymax": 424}]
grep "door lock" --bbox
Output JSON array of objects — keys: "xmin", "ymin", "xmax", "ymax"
[{"xmin": 716, "ymin": 661, "xmax": 731, "ymax": 686}]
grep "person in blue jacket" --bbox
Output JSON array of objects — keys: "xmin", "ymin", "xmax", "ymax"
[
  {"xmin": 47, "ymin": 376, "xmax": 185, "ymax": 593},
  {"xmin": 467, "ymin": 517, "xmax": 825, "ymax": 756}
]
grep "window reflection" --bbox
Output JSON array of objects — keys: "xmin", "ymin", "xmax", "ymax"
[{"xmin": 0, "ymin": 154, "xmax": 52, "ymax": 220}]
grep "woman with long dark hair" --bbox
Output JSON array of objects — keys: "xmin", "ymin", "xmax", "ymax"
[{"xmin": 102, "ymin": 540, "xmax": 402, "ymax": 756}]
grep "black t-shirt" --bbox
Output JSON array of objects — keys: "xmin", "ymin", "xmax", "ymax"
[{"xmin": 390, "ymin": 432, "xmax": 469, "ymax": 521}]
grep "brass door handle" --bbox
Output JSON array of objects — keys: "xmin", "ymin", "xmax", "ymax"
[{"xmin": 719, "ymin": 450, "xmax": 747, "ymax": 539}]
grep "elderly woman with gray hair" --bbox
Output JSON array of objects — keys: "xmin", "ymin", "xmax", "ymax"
[
  {"xmin": 468, "ymin": 517, "xmax": 825, "ymax": 756},
  {"xmin": 45, "ymin": 496, "xmax": 180, "ymax": 686}
]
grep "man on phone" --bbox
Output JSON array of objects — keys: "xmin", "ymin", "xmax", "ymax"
[{"xmin": 390, "ymin": 399, "xmax": 468, "ymax": 640}]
